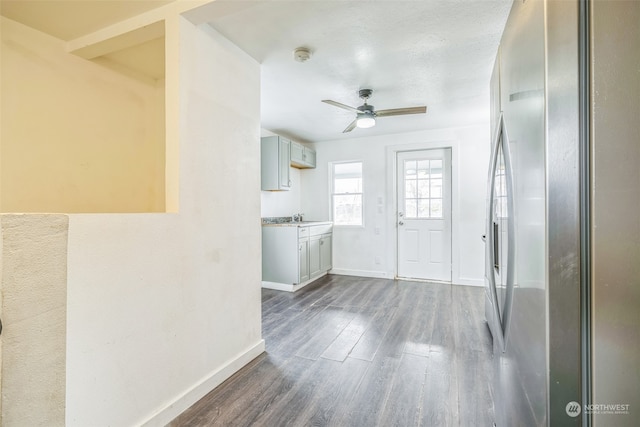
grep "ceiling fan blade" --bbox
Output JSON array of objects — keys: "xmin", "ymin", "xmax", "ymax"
[
  {"xmin": 322, "ymin": 99, "xmax": 360, "ymax": 113},
  {"xmin": 375, "ymin": 106, "xmax": 427, "ymax": 117},
  {"xmin": 343, "ymin": 120, "xmax": 358, "ymax": 133}
]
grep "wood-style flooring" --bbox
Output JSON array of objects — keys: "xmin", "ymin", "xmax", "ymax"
[{"xmin": 169, "ymin": 275, "xmax": 494, "ymax": 426}]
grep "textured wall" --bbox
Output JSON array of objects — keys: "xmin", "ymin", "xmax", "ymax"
[{"xmin": 1, "ymin": 214, "xmax": 68, "ymax": 426}]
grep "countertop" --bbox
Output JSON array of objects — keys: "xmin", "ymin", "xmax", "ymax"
[{"xmin": 261, "ymin": 221, "xmax": 333, "ymax": 227}]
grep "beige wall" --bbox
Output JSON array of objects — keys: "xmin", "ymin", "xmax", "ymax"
[
  {"xmin": 65, "ymin": 13, "xmax": 263, "ymax": 427},
  {"xmin": 1, "ymin": 1, "xmax": 263, "ymax": 425},
  {"xmin": 1, "ymin": 214, "xmax": 68, "ymax": 426},
  {"xmin": 0, "ymin": 17, "xmax": 165, "ymax": 213},
  {"xmin": 0, "ymin": 16, "xmax": 3, "ymax": 210}
]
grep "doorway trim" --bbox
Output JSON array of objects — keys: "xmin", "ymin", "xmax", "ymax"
[{"xmin": 385, "ymin": 140, "xmax": 462, "ymax": 284}]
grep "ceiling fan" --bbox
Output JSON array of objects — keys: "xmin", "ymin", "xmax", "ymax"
[{"xmin": 322, "ymin": 89, "xmax": 427, "ymax": 133}]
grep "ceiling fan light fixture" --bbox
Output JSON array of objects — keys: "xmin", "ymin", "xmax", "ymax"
[
  {"xmin": 356, "ymin": 113, "xmax": 376, "ymax": 129},
  {"xmin": 322, "ymin": 88, "xmax": 426, "ymax": 133}
]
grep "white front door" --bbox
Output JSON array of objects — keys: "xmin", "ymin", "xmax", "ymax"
[{"xmin": 397, "ymin": 149, "xmax": 452, "ymax": 282}]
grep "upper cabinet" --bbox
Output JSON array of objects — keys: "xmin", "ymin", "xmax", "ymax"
[
  {"xmin": 261, "ymin": 136, "xmax": 291, "ymax": 191},
  {"xmin": 290, "ymin": 141, "xmax": 316, "ymax": 169}
]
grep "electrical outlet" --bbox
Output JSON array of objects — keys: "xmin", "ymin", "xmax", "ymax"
[
  {"xmin": 374, "ymin": 226, "xmax": 380, "ymax": 235},
  {"xmin": 374, "ymin": 256, "xmax": 381, "ymax": 265}
]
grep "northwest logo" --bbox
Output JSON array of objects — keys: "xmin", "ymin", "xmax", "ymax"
[{"xmin": 566, "ymin": 401, "xmax": 582, "ymax": 417}]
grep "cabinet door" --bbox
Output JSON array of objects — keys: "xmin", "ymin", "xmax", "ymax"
[
  {"xmin": 290, "ymin": 141, "xmax": 304, "ymax": 165},
  {"xmin": 309, "ymin": 235, "xmax": 322, "ymax": 278},
  {"xmin": 279, "ymin": 138, "xmax": 291, "ymax": 189},
  {"xmin": 261, "ymin": 136, "xmax": 291, "ymax": 191},
  {"xmin": 291, "ymin": 143, "xmax": 316, "ymax": 169},
  {"xmin": 320, "ymin": 233, "xmax": 332, "ymax": 272},
  {"xmin": 299, "ymin": 238, "xmax": 309, "ymax": 283},
  {"xmin": 303, "ymin": 148, "xmax": 316, "ymax": 168}
]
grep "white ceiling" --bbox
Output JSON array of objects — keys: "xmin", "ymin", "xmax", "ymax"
[
  {"xmin": 204, "ymin": 0, "xmax": 512, "ymax": 142},
  {"xmin": 1, "ymin": 0, "xmax": 512, "ymax": 143}
]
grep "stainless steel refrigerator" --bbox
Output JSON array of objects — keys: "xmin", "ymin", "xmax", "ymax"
[{"xmin": 484, "ymin": 0, "xmax": 639, "ymax": 426}]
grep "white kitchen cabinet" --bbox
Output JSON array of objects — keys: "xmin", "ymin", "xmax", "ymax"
[
  {"xmin": 309, "ymin": 235, "xmax": 322, "ymax": 278},
  {"xmin": 290, "ymin": 142, "xmax": 304, "ymax": 166},
  {"xmin": 309, "ymin": 232, "xmax": 332, "ymax": 280},
  {"xmin": 304, "ymin": 148, "xmax": 316, "ymax": 168},
  {"xmin": 262, "ymin": 222, "xmax": 332, "ymax": 292},
  {"xmin": 308, "ymin": 224, "xmax": 332, "ymax": 280},
  {"xmin": 290, "ymin": 141, "xmax": 316, "ymax": 169},
  {"xmin": 261, "ymin": 136, "xmax": 291, "ymax": 190},
  {"xmin": 320, "ymin": 233, "xmax": 332, "ymax": 272},
  {"xmin": 299, "ymin": 237, "xmax": 310, "ymax": 283}
]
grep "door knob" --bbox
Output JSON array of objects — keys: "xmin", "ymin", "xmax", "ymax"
[
  {"xmin": 399, "ymin": 221, "xmax": 404, "ymax": 226},
  {"xmin": 398, "ymin": 212, "xmax": 404, "ymax": 217}
]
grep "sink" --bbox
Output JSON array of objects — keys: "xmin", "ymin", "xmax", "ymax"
[{"xmin": 261, "ymin": 217, "xmax": 331, "ymax": 226}]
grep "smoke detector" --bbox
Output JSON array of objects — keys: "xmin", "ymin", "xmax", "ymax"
[{"xmin": 293, "ymin": 47, "xmax": 312, "ymax": 62}]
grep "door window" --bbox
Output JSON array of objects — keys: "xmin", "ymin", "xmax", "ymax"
[{"xmin": 403, "ymin": 159, "xmax": 444, "ymax": 219}]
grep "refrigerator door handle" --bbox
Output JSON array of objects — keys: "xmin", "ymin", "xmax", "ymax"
[
  {"xmin": 486, "ymin": 112, "xmax": 516, "ymax": 352},
  {"xmin": 501, "ymin": 114, "xmax": 517, "ymax": 350},
  {"xmin": 486, "ymin": 113, "xmax": 503, "ymax": 349}
]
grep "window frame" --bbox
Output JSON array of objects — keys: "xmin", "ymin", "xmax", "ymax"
[{"xmin": 330, "ymin": 160, "xmax": 364, "ymax": 227}]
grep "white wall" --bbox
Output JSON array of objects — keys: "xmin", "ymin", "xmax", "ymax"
[
  {"xmin": 301, "ymin": 125, "xmax": 489, "ymax": 285},
  {"xmin": 65, "ymin": 16, "xmax": 263, "ymax": 427},
  {"xmin": 260, "ymin": 166, "xmax": 301, "ymax": 217}
]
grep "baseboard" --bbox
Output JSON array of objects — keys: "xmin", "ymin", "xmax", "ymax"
[
  {"xmin": 261, "ymin": 280, "xmax": 295, "ymax": 292},
  {"xmin": 262, "ymin": 272, "xmax": 328, "ymax": 293},
  {"xmin": 329, "ymin": 269, "xmax": 483, "ymax": 287},
  {"xmin": 329, "ymin": 269, "xmax": 391, "ymax": 279},
  {"xmin": 453, "ymin": 278, "xmax": 484, "ymax": 287},
  {"xmin": 140, "ymin": 339, "xmax": 266, "ymax": 426},
  {"xmin": 266, "ymin": 271, "xmax": 482, "ymax": 288}
]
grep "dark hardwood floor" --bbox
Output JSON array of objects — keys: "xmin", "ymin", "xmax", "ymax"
[{"xmin": 169, "ymin": 275, "xmax": 495, "ymax": 426}]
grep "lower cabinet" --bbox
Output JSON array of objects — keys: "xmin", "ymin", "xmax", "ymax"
[
  {"xmin": 309, "ymin": 233, "xmax": 332, "ymax": 280},
  {"xmin": 309, "ymin": 235, "xmax": 321, "ymax": 278},
  {"xmin": 262, "ymin": 223, "xmax": 332, "ymax": 291},
  {"xmin": 320, "ymin": 233, "xmax": 332, "ymax": 272},
  {"xmin": 299, "ymin": 237, "xmax": 310, "ymax": 283}
]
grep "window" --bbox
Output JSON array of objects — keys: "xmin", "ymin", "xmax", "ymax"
[
  {"xmin": 403, "ymin": 159, "xmax": 443, "ymax": 219},
  {"xmin": 331, "ymin": 161, "xmax": 363, "ymax": 226},
  {"xmin": 494, "ymin": 143, "xmax": 508, "ymax": 219}
]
